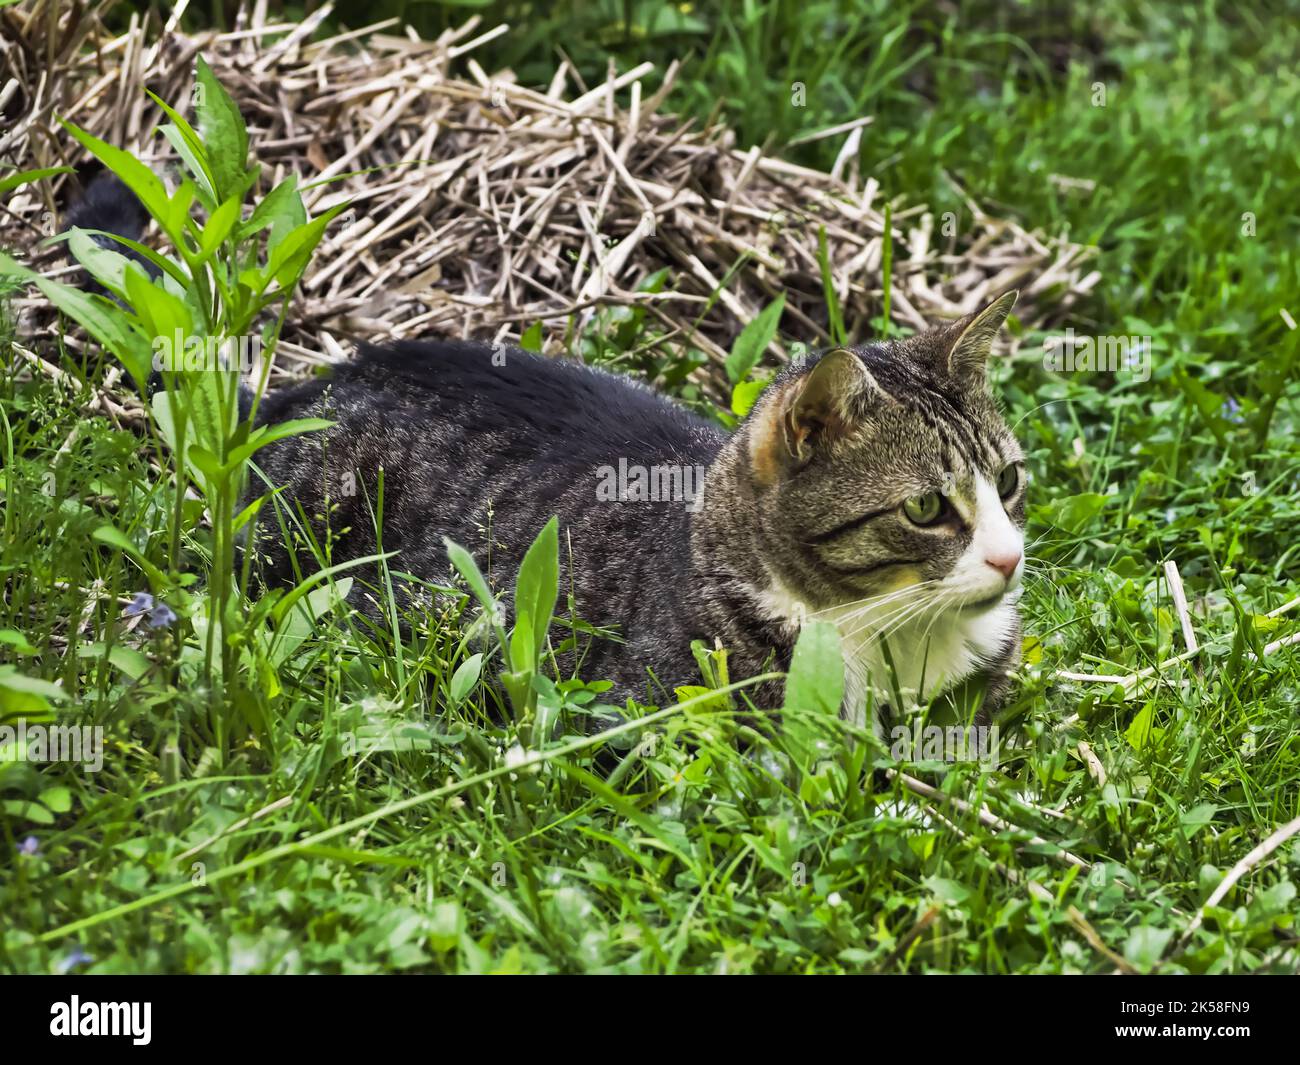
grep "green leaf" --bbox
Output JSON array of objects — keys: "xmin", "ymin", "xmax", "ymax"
[
  {"xmin": 0, "ymin": 252, "xmax": 155, "ymax": 388},
  {"xmin": 194, "ymin": 55, "xmax": 250, "ymax": 201},
  {"xmin": 816, "ymin": 226, "xmax": 845, "ymax": 346},
  {"xmin": 1037, "ymin": 492, "xmax": 1108, "ymax": 536},
  {"xmin": 730, "ymin": 375, "xmax": 770, "ymax": 417},
  {"xmin": 1122, "ymin": 925, "xmax": 1173, "ymax": 971},
  {"xmin": 123, "ymin": 260, "xmax": 194, "ymax": 346},
  {"xmin": 238, "ymin": 174, "xmax": 307, "ymax": 254},
  {"xmin": 224, "ymin": 417, "xmax": 334, "ymax": 470},
  {"xmin": 39, "ymin": 786, "xmax": 73, "ymax": 814},
  {"xmin": 0, "ymin": 630, "xmax": 38, "ymax": 656},
  {"xmin": 65, "ymin": 228, "xmax": 152, "ymax": 301},
  {"xmin": 51, "ymin": 226, "xmax": 190, "ymax": 289},
  {"xmin": 428, "ymin": 900, "xmax": 463, "ymax": 953},
  {"xmin": 197, "ymin": 195, "xmax": 242, "ymax": 259},
  {"xmin": 520, "ymin": 322, "xmax": 544, "ymax": 352},
  {"xmin": 444, "ymin": 539, "xmax": 502, "ymax": 636},
  {"xmin": 1124, "ymin": 700, "xmax": 1158, "ymax": 751},
  {"xmin": 58, "ymin": 118, "xmax": 183, "ymax": 248},
  {"xmin": 1172, "ymin": 368, "xmax": 1230, "ymax": 447},
  {"xmin": 3, "ymin": 800, "xmax": 54, "ymax": 825},
  {"xmin": 1180, "ymin": 803, "xmax": 1219, "ymax": 837},
  {"xmin": 270, "ymin": 554, "xmax": 393, "ymax": 627},
  {"xmin": 76, "ymin": 643, "xmax": 152, "ymax": 681},
  {"xmin": 923, "ymin": 876, "xmax": 971, "ymax": 905},
  {"xmin": 0, "ymin": 666, "xmax": 68, "ymax": 701},
  {"xmin": 91, "ymin": 524, "xmax": 165, "ymax": 585},
  {"xmin": 512, "ymin": 517, "xmax": 559, "ymax": 669},
  {"xmin": 265, "ymin": 207, "xmax": 345, "ymax": 292},
  {"xmin": 147, "ymin": 88, "xmax": 219, "ymax": 208},
  {"xmin": 0, "ymin": 165, "xmax": 73, "ymax": 198},
  {"xmin": 449, "ymin": 654, "xmax": 484, "ymax": 706},
  {"xmin": 725, "ymin": 293, "xmax": 785, "ymax": 383},
  {"xmin": 783, "ymin": 621, "xmax": 844, "ymax": 715}
]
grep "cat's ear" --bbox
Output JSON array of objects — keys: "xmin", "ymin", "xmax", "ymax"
[
  {"xmin": 942, "ymin": 290, "xmax": 1018, "ymax": 383},
  {"xmin": 750, "ymin": 348, "xmax": 887, "ymax": 479}
]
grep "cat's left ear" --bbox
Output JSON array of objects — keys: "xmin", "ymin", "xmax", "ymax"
[
  {"xmin": 748, "ymin": 348, "xmax": 890, "ymax": 483},
  {"xmin": 943, "ymin": 290, "xmax": 1018, "ymax": 383}
]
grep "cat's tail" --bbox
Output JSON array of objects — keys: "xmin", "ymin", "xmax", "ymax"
[{"xmin": 63, "ymin": 171, "xmax": 254, "ymax": 422}]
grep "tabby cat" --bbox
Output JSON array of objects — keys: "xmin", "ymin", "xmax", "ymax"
[
  {"xmin": 250, "ymin": 297, "xmax": 1026, "ymax": 727},
  {"xmin": 67, "ymin": 173, "xmax": 1027, "ymax": 728}
]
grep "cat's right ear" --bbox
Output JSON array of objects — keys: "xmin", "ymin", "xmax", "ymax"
[{"xmin": 749, "ymin": 348, "xmax": 887, "ymax": 483}]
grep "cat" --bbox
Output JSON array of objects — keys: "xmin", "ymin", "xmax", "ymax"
[
  {"xmin": 65, "ymin": 173, "xmax": 1027, "ymax": 729},
  {"xmin": 250, "ymin": 299, "xmax": 1026, "ymax": 727}
]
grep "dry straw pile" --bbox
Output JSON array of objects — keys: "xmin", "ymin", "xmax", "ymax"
[{"xmin": 1, "ymin": 0, "xmax": 1098, "ymax": 394}]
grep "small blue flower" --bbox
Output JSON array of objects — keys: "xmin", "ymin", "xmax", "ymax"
[
  {"xmin": 18, "ymin": 835, "xmax": 39, "ymax": 856},
  {"xmin": 147, "ymin": 602, "xmax": 178, "ymax": 629},
  {"xmin": 57, "ymin": 948, "xmax": 94, "ymax": 974},
  {"xmin": 1221, "ymin": 397, "xmax": 1245, "ymax": 424},
  {"xmin": 123, "ymin": 592, "xmax": 155, "ymax": 619}
]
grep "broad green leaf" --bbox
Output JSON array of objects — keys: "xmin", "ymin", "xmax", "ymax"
[
  {"xmin": 123, "ymin": 260, "xmax": 194, "ymax": 348},
  {"xmin": 0, "ymin": 666, "xmax": 68, "ymax": 701},
  {"xmin": 1036, "ymin": 492, "xmax": 1108, "ymax": 536},
  {"xmin": 783, "ymin": 620, "xmax": 844, "ymax": 715},
  {"xmin": 0, "ymin": 630, "xmax": 38, "ymax": 656},
  {"xmin": 270, "ymin": 553, "xmax": 394, "ymax": 627},
  {"xmin": 1125, "ymin": 700, "xmax": 1158, "ymax": 751},
  {"xmin": 195, "ymin": 55, "xmax": 250, "ymax": 201},
  {"xmin": 1123, "ymin": 925, "xmax": 1173, "ymax": 971},
  {"xmin": 65, "ymin": 228, "xmax": 153, "ymax": 301},
  {"xmin": 730, "ymin": 375, "xmax": 770, "ymax": 417},
  {"xmin": 725, "ymin": 292, "xmax": 785, "ymax": 383},
  {"xmin": 238, "ymin": 174, "xmax": 308, "ymax": 254},
  {"xmin": 76, "ymin": 643, "xmax": 152, "ymax": 680},
  {"xmin": 512, "ymin": 516, "xmax": 559, "ymax": 668},
  {"xmin": 157, "ymin": 120, "xmax": 217, "ymax": 209},
  {"xmin": 520, "ymin": 322, "xmax": 543, "ymax": 352},
  {"xmin": 449, "ymin": 654, "xmax": 484, "ymax": 706},
  {"xmin": 58, "ymin": 119, "xmax": 182, "ymax": 248},
  {"xmin": 197, "ymin": 195, "xmax": 242, "ymax": 260},
  {"xmin": 38, "ymin": 786, "xmax": 73, "ymax": 814}
]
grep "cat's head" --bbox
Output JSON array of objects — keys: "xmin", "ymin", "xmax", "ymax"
[{"xmin": 725, "ymin": 292, "xmax": 1025, "ymax": 626}]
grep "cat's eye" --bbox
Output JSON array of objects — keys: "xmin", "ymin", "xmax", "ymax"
[
  {"xmin": 996, "ymin": 464, "xmax": 1020, "ymax": 499},
  {"xmin": 903, "ymin": 492, "xmax": 944, "ymax": 526}
]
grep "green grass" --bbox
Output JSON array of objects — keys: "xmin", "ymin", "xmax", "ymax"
[{"xmin": 2, "ymin": 0, "xmax": 1300, "ymax": 973}]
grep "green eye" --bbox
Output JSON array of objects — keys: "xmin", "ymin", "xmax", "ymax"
[
  {"xmin": 996, "ymin": 464, "xmax": 1020, "ymax": 498},
  {"xmin": 903, "ymin": 492, "xmax": 944, "ymax": 526}
]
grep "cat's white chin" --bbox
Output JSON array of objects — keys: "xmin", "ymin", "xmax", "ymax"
[{"xmin": 953, "ymin": 584, "xmax": 1021, "ymax": 614}]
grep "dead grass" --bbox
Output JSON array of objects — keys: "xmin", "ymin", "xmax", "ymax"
[{"xmin": 1, "ymin": 0, "xmax": 1098, "ymax": 393}]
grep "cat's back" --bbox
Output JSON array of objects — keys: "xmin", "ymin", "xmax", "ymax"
[{"xmin": 259, "ymin": 339, "xmax": 722, "ymax": 468}]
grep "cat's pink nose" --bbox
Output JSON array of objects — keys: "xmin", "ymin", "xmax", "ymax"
[{"xmin": 985, "ymin": 552, "xmax": 1022, "ymax": 580}]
